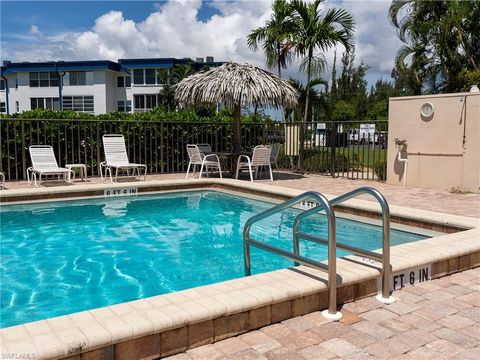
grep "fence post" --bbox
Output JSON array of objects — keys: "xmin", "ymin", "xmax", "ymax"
[
  {"xmin": 21, "ymin": 121, "xmax": 26, "ymax": 180},
  {"xmin": 160, "ymin": 122, "xmax": 164, "ymax": 173},
  {"xmin": 330, "ymin": 123, "xmax": 337, "ymax": 177},
  {"xmin": 96, "ymin": 122, "xmax": 100, "ymax": 177},
  {"xmin": 298, "ymin": 122, "xmax": 305, "ymax": 172},
  {"xmin": 0, "ymin": 120, "xmax": 3, "ymax": 174}
]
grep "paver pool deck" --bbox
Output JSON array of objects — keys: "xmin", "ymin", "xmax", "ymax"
[
  {"xmin": 165, "ymin": 267, "xmax": 480, "ymax": 360},
  {"xmin": 1, "ymin": 172, "xmax": 479, "ymax": 359}
]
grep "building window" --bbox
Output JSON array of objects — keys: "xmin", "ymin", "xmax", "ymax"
[
  {"xmin": 0, "ymin": 79, "xmax": 5, "ymax": 91},
  {"xmin": 0, "ymin": 102, "xmax": 5, "ymax": 113},
  {"xmin": 117, "ymin": 100, "xmax": 132, "ymax": 112},
  {"xmin": 132, "ymin": 69, "xmax": 165, "ymax": 85},
  {"xmin": 62, "ymin": 96, "xmax": 94, "ymax": 112},
  {"xmin": 145, "ymin": 69, "xmax": 156, "ymax": 85},
  {"xmin": 134, "ymin": 94, "xmax": 158, "ymax": 112},
  {"xmin": 133, "ymin": 69, "xmax": 144, "ymax": 85},
  {"xmin": 70, "ymin": 71, "xmax": 86, "ymax": 85},
  {"xmin": 63, "ymin": 71, "xmax": 94, "ymax": 86},
  {"xmin": 15, "ymin": 101, "xmax": 19, "ymax": 113},
  {"xmin": 31, "ymin": 97, "xmax": 60, "ymax": 110},
  {"xmin": 117, "ymin": 75, "xmax": 131, "ymax": 87},
  {"xmin": 29, "ymin": 72, "xmax": 59, "ymax": 87}
]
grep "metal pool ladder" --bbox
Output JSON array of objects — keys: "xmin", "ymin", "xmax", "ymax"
[{"xmin": 243, "ymin": 186, "xmax": 395, "ymax": 321}]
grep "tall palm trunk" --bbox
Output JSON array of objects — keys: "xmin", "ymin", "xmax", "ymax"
[
  {"xmin": 277, "ymin": 42, "xmax": 282, "ymax": 77},
  {"xmin": 297, "ymin": 48, "xmax": 313, "ymax": 172}
]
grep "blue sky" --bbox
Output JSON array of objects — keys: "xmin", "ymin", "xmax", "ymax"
[
  {"xmin": 1, "ymin": 1, "xmax": 219, "ymax": 38},
  {"xmin": 1, "ymin": 1, "xmax": 402, "ymax": 87}
]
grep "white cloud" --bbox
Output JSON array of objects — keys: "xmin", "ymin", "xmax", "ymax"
[
  {"xmin": 340, "ymin": 1, "xmax": 402, "ymax": 73},
  {"xmin": 29, "ymin": 25, "xmax": 41, "ymax": 36},
  {"xmin": 2, "ymin": 0, "xmax": 402, "ymax": 84}
]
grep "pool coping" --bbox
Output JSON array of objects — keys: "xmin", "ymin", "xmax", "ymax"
[{"xmin": 1, "ymin": 179, "xmax": 479, "ymax": 359}]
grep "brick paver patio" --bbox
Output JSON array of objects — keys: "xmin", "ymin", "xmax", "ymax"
[
  {"xmin": 256, "ymin": 173, "xmax": 480, "ymax": 218},
  {"xmin": 166, "ymin": 267, "xmax": 480, "ymax": 360}
]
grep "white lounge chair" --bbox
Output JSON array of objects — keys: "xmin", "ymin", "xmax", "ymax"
[
  {"xmin": 101, "ymin": 134, "xmax": 147, "ymax": 182},
  {"xmin": 27, "ymin": 145, "xmax": 75, "ymax": 187},
  {"xmin": 186, "ymin": 144, "xmax": 222, "ymax": 179},
  {"xmin": 0, "ymin": 172, "xmax": 4, "ymax": 189},
  {"xmin": 236, "ymin": 145, "xmax": 273, "ymax": 182}
]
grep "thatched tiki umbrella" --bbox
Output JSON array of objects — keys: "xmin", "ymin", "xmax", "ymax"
[{"xmin": 175, "ymin": 62, "xmax": 299, "ymax": 152}]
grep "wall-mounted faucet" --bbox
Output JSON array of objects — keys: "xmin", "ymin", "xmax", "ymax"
[{"xmin": 394, "ymin": 138, "xmax": 408, "ymax": 187}]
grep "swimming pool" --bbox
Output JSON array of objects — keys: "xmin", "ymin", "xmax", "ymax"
[{"xmin": 0, "ymin": 190, "xmax": 427, "ymax": 328}]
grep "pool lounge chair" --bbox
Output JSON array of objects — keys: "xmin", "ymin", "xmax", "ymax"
[
  {"xmin": 0, "ymin": 172, "xmax": 4, "ymax": 189},
  {"xmin": 236, "ymin": 145, "xmax": 273, "ymax": 182},
  {"xmin": 101, "ymin": 134, "xmax": 147, "ymax": 182},
  {"xmin": 27, "ymin": 145, "xmax": 75, "ymax": 187}
]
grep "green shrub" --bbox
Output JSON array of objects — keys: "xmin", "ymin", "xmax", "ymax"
[
  {"xmin": 304, "ymin": 153, "xmax": 350, "ymax": 173},
  {"xmin": 373, "ymin": 160, "xmax": 387, "ymax": 180},
  {"xmin": 304, "ymin": 154, "xmax": 330, "ymax": 172},
  {"xmin": 0, "ymin": 108, "xmax": 272, "ymax": 123}
]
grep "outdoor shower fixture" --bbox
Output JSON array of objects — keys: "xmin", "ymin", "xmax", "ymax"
[{"xmin": 394, "ymin": 138, "xmax": 408, "ymax": 187}]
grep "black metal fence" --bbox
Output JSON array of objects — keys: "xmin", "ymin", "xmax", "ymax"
[{"xmin": 0, "ymin": 119, "xmax": 388, "ymax": 181}]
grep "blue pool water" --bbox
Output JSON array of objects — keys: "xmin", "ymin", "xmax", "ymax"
[{"xmin": 0, "ymin": 190, "xmax": 427, "ymax": 328}]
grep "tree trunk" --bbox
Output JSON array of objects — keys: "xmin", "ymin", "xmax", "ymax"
[
  {"xmin": 297, "ymin": 49, "xmax": 313, "ymax": 172},
  {"xmin": 233, "ymin": 103, "xmax": 241, "ymax": 153},
  {"xmin": 277, "ymin": 42, "xmax": 282, "ymax": 78},
  {"xmin": 277, "ymin": 42, "xmax": 288, "ymax": 122}
]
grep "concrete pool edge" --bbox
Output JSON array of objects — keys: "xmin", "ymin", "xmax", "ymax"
[
  {"xmin": 1, "ymin": 179, "xmax": 479, "ymax": 359},
  {"xmin": 1, "ymin": 178, "xmax": 478, "ymax": 230}
]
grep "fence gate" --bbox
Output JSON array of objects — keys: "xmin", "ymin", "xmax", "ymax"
[{"xmin": 263, "ymin": 120, "xmax": 388, "ymax": 181}]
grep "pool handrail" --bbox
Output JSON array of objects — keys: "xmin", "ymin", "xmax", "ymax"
[
  {"xmin": 293, "ymin": 186, "xmax": 393, "ymax": 303},
  {"xmin": 243, "ymin": 191, "xmax": 341, "ymax": 320}
]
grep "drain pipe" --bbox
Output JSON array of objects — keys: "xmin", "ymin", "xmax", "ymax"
[
  {"xmin": 55, "ymin": 62, "xmax": 66, "ymax": 111},
  {"xmin": 1, "ymin": 74, "xmax": 9, "ymax": 115},
  {"xmin": 394, "ymin": 138, "xmax": 408, "ymax": 187}
]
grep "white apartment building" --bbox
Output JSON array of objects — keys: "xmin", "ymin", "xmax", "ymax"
[{"xmin": 0, "ymin": 57, "xmax": 218, "ymax": 115}]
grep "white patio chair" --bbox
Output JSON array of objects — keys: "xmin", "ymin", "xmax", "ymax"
[
  {"xmin": 270, "ymin": 143, "xmax": 282, "ymax": 172},
  {"xmin": 235, "ymin": 145, "xmax": 273, "ymax": 182},
  {"xmin": 27, "ymin": 145, "xmax": 75, "ymax": 187},
  {"xmin": 101, "ymin": 134, "xmax": 147, "ymax": 182},
  {"xmin": 196, "ymin": 144, "xmax": 212, "ymax": 155},
  {"xmin": 0, "ymin": 172, "xmax": 4, "ymax": 189},
  {"xmin": 186, "ymin": 144, "xmax": 222, "ymax": 179}
]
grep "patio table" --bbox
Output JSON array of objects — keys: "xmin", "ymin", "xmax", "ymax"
[
  {"xmin": 216, "ymin": 151, "xmax": 253, "ymax": 176},
  {"xmin": 66, "ymin": 163, "xmax": 87, "ymax": 181}
]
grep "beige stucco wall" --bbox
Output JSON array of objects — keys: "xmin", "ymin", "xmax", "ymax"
[{"xmin": 387, "ymin": 92, "xmax": 480, "ymax": 193}]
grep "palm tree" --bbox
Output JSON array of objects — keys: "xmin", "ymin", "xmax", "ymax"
[
  {"xmin": 389, "ymin": 0, "xmax": 480, "ymax": 93},
  {"xmin": 156, "ymin": 68, "xmax": 172, "ymax": 85},
  {"xmin": 289, "ymin": 77, "xmax": 327, "ymax": 122},
  {"xmin": 171, "ymin": 64, "xmax": 194, "ymax": 84},
  {"xmin": 247, "ymin": 0, "xmax": 295, "ymax": 77},
  {"xmin": 288, "ymin": 0, "xmax": 354, "ymax": 171}
]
